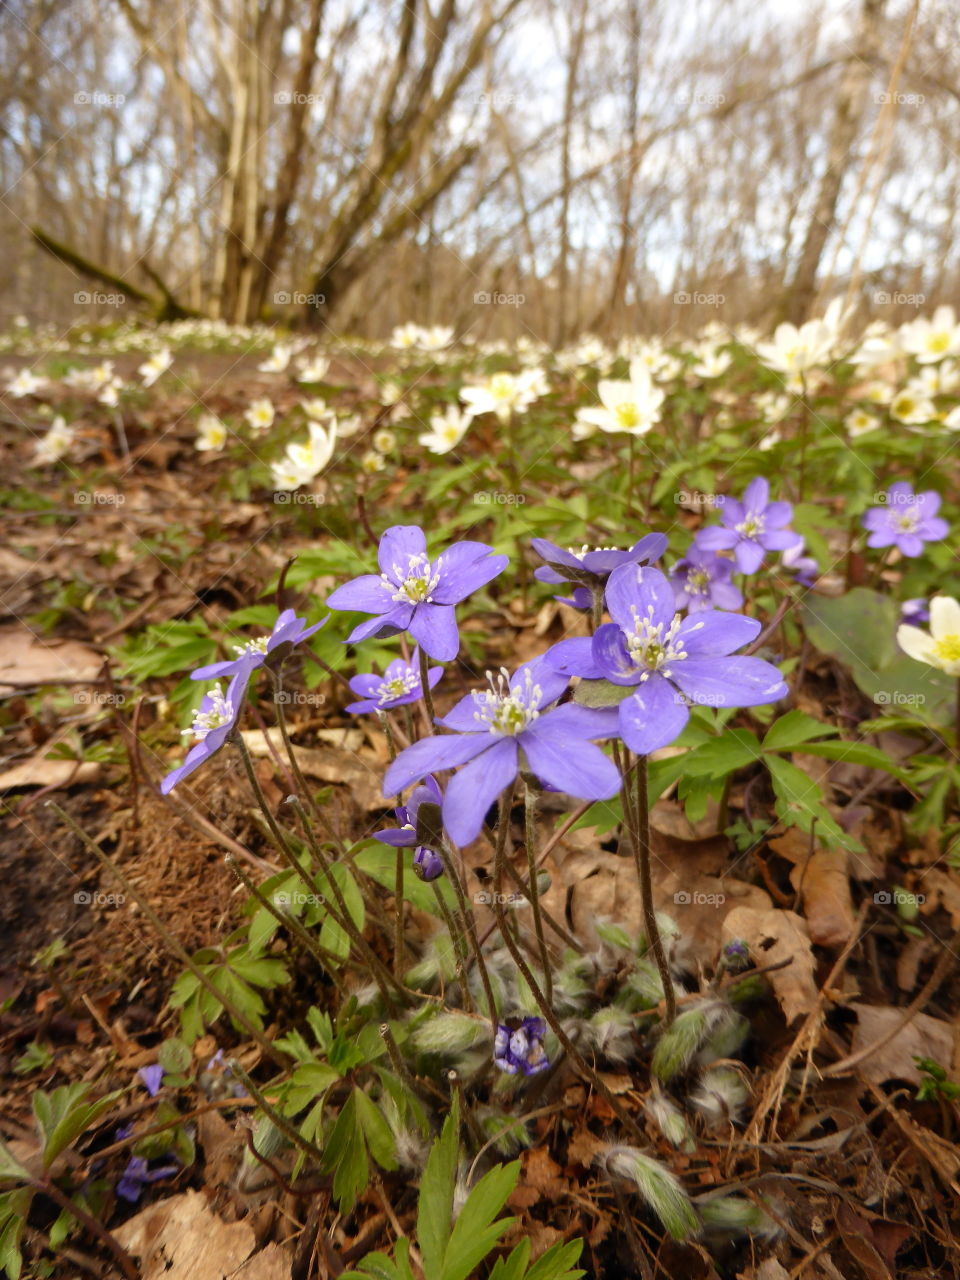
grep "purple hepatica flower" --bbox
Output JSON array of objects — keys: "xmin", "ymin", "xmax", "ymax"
[
  {"xmin": 901, "ymin": 597, "xmax": 930, "ymax": 626},
  {"xmin": 494, "ymin": 1017, "xmax": 549, "ymax": 1075},
  {"xmin": 669, "ymin": 546, "xmax": 743, "ymax": 614},
  {"xmin": 346, "ymin": 648, "xmax": 442, "ymax": 714},
  {"xmin": 377, "ymin": 774, "xmax": 445, "ymax": 881},
  {"xmin": 160, "ymin": 664, "xmax": 253, "ymax": 794},
  {"xmin": 137, "ymin": 1064, "xmax": 164, "ymax": 1097},
  {"xmin": 192, "ymin": 609, "xmax": 327, "ymax": 682},
  {"xmin": 532, "ymin": 533, "xmax": 668, "ymax": 607},
  {"xmin": 862, "ymin": 482, "xmax": 949, "ymax": 558},
  {"xmin": 326, "ymin": 524, "xmax": 507, "ymax": 662},
  {"xmin": 382, "ymin": 659, "xmax": 620, "ymax": 846},
  {"xmin": 546, "ymin": 564, "xmax": 788, "ymax": 756},
  {"xmin": 696, "ymin": 477, "xmax": 802, "ymax": 574},
  {"xmin": 781, "ymin": 538, "xmax": 818, "ymax": 587},
  {"xmin": 117, "ymin": 1154, "xmax": 178, "ymax": 1203}
]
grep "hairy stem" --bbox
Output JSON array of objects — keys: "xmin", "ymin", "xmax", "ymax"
[{"xmin": 629, "ymin": 755, "xmax": 677, "ymax": 1025}]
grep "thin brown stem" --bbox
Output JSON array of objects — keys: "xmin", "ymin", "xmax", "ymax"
[
  {"xmin": 630, "ymin": 755, "xmax": 677, "ymax": 1024},
  {"xmin": 524, "ymin": 780, "xmax": 553, "ymax": 1004}
]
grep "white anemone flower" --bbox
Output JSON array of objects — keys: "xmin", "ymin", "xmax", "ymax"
[
  {"xmin": 7, "ymin": 368, "xmax": 47, "ymax": 397},
  {"xmin": 33, "ymin": 416, "xmax": 75, "ymax": 464},
  {"xmin": 258, "ymin": 343, "xmax": 293, "ymax": 373},
  {"xmin": 418, "ymin": 405, "xmax": 472, "ymax": 454},
  {"xmin": 296, "ymin": 356, "xmax": 330, "ymax": 382},
  {"xmin": 196, "ymin": 414, "xmax": 227, "ymax": 451},
  {"xmin": 898, "ymin": 596, "xmax": 960, "ymax": 674},
  {"xmin": 245, "ymin": 398, "xmax": 275, "ymax": 431},
  {"xmin": 577, "ymin": 358, "xmax": 664, "ymax": 436},
  {"xmin": 900, "ymin": 306, "xmax": 960, "ymax": 364},
  {"xmin": 138, "ymin": 348, "xmax": 173, "ymax": 386}
]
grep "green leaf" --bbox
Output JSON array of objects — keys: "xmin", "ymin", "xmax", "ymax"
[
  {"xmin": 525, "ymin": 1239, "xmax": 586, "ymax": 1280},
  {"xmin": 765, "ymin": 755, "xmax": 860, "ymax": 851},
  {"xmin": 354, "ymin": 1090, "xmax": 398, "ymax": 1172},
  {"xmin": 572, "ymin": 679, "xmax": 635, "ymax": 708},
  {"xmin": 678, "ymin": 729, "xmax": 762, "ymax": 777},
  {"xmin": 354, "ymin": 844, "xmax": 456, "ymax": 914},
  {"xmin": 32, "ymin": 1084, "xmax": 121, "ymax": 1170},
  {"xmin": 319, "ymin": 1091, "xmax": 368, "ymax": 1213},
  {"xmin": 0, "ymin": 1189, "xmax": 31, "ymax": 1280},
  {"xmin": 0, "ymin": 1142, "xmax": 30, "ymax": 1184},
  {"xmin": 440, "ymin": 1161, "xmax": 519, "ymax": 1280},
  {"xmin": 796, "ymin": 739, "xmax": 905, "ymax": 779},
  {"xmin": 762, "ymin": 710, "xmax": 836, "ymax": 751},
  {"xmin": 417, "ymin": 1097, "xmax": 460, "ymax": 1279}
]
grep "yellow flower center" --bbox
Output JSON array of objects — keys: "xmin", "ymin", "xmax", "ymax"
[
  {"xmin": 934, "ymin": 635, "xmax": 960, "ymax": 663},
  {"xmin": 615, "ymin": 402, "xmax": 640, "ymax": 428}
]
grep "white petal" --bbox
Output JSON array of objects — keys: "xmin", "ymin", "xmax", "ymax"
[
  {"xmin": 929, "ymin": 596, "xmax": 960, "ymax": 641},
  {"xmin": 896, "ymin": 625, "xmax": 938, "ymax": 666}
]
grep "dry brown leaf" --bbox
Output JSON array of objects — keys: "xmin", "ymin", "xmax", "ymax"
[
  {"xmin": 0, "ymin": 624, "xmax": 102, "ymax": 692},
  {"xmin": 769, "ymin": 829, "xmax": 855, "ymax": 949},
  {"xmin": 0, "ymin": 755, "xmax": 100, "ymax": 790},
  {"xmin": 567, "ymin": 854, "xmax": 770, "ymax": 963},
  {"xmin": 114, "ymin": 1190, "xmax": 270, "ymax": 1280},
  {"xmin": 737, "ymin": 1261, "xmax": 791, "ymax": 1280},
  {"xmin": 565, "ymin": 1128, "xmax": 607, "ymax": 1167},
  {"xmin": 721, "ymin": 906, "xmax": 818, "ymax": 1024},
  {"xmin": 916, "ymin": 867, "xmax": 960, "ymax": 927},
  {"xmin": 231, "ymin": 1243, "xmax": 294, "ymax": 1280},
  {"xmin": 848, "ymin": 1004, "xmax": 954, "ymax": 1085},
  {"xmin": 240, "ymin": 728, "xmax": 383, "ymax": 810},
  {"xmin": 521, "ymin": 1147, "xmax": 568, "ymax": 1199}
]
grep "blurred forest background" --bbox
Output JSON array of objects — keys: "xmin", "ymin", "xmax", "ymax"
[{"xmin": 0, "ymin": 0, "xmax": 955, "ymax": 339}]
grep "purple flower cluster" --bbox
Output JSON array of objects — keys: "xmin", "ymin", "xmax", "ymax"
[
  {"xmin": 383, "ymin": 659, "xmax": 620, "ymax": 846},
  {"xmin": 862, "ymin": 482, "xmax": 948, "ymax": 558},
  {"xmin": 696, "ymin": 477, "xmax": 802, "ymax": 574},
  {"xmin": 532, "ymin": 534, "xmax": 667, "ymax": 609},
  {"xmin": 346, "ymin": 649, "xmax": 442, "ymax": 714},
  {"xmin": 546, "ymin": 564, "xmax": 787, "ymax": 756},
  {"xmin": 326, "ymin": 525, "xmax": 506, "ymax": 660},
  {"xmin": 161, "ymin": 609, "xmax": 325, "ymax": 794},
  {"xmin": 376, "ymin": 774, "xmax": 445, "ymax": 881},
  {"xmin": 494, "ymin": 1017, "xmax": 549, "ymax": 1075}
]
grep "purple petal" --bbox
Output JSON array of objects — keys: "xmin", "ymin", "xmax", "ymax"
[
  {"xmin": 347, "ymin": 605, "xmax": 414, "ymax": 644},
  {"xmin": 138, "ymin": 1064, "xmax": 164, "ymax": 1096},
  {"xmin": 433, "ymin": 546, "xmax": 508, "ymax": 604},
  {"xmin": 742, "ymin": 476, "xmax": 770, "ymax": 512},
  {"xmin": 763, "ymin": 501, "xmax": 794, "ymax": 528},
  {"xmin": 327, "ymin": 574, "xmax": 394, "ymax": 613},
  {"xmin": 376, "ymin": 826, "xmax": 417, "ymax": 847},
  {"xmin": 592, "ymin": 623, "xmax": 641, "ymax": 685},
  {"xmin": 442, "ymin": 738, "xmax": 518, "ymax": 845},
  {"xmin": 534, "ymin": 565, "xmax": 567, "ymax": 585},
  {"xmin": 520, "ymin": 722, "xmax": 620, "ymax": 799},
  {"xmin": 608, "ymin": 564, "xmax": 676, "ymax": 632},
  {"xmin": 530, "ymin": 538, "xmax": 581, "ymax": 570},
  {"xmin": 696, "ymin": 526, "xmax": 739, "ymax": 552},
  {"xmin": 671, "ymin": 656, "xmax": 787, "ymax": 708},
  {"xmin": 544, "ymin": 636, "xmax": 603, "ymax": 678},
  {"xmin": 897, "ymin": 534, "xmax": 925, "ymax": 557},
  {"xmin": 916, "ymin": 490, "xmax": 941, "ymax": 517},
  {"xmin": 348, "ymin": 674, "xmax": 382, "ymax": 698},
  {"xmin": 920, "ymin": 517, "xmax": 949, "ymax": 541},
  {"xmin": 408, "ymin": 603, "xmax": 460, "ymax": 660},
  {"xmin": 378, "ymin": 525, "xmax": 427, "ymax": 579},
  {"xmin": 760, "ymin": 529, "xmax": 803, "ymax": 552},
  {"xmin": 383, "ymin": 733, "xmax": 489, "ymax": 796},
  {"xmin": 191, "ymin": 658, "xmax": 248, "ymax": 681},
  {"xmin": 676, "ymin": 611, "xmax": 760, "ymax": 656},
  {"xmin": 733, "ymin": 541, "xmax": 765, "ymax": 574},
  {"xmin": 629, "ymin": 532, "xmax": 669, "ymax": 564},
  {"xmin": 618, "ymin": 677, "xmax": 690, "ymax": 754},
  {"xmin": 439, "ymin": 692, "xmax": 484, "ymax": 732},
  {"xmin": 539, "ymin": 703, "xmax": 622, "ymax": 739},
  {"xmin": 510, "ymin": 659, "xmax": 569, "ymax": 707}
]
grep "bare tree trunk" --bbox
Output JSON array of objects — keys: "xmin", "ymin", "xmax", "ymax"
[{"xmin": 782, "ymin": 0, "xmax": 885, "ymax": 323}]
